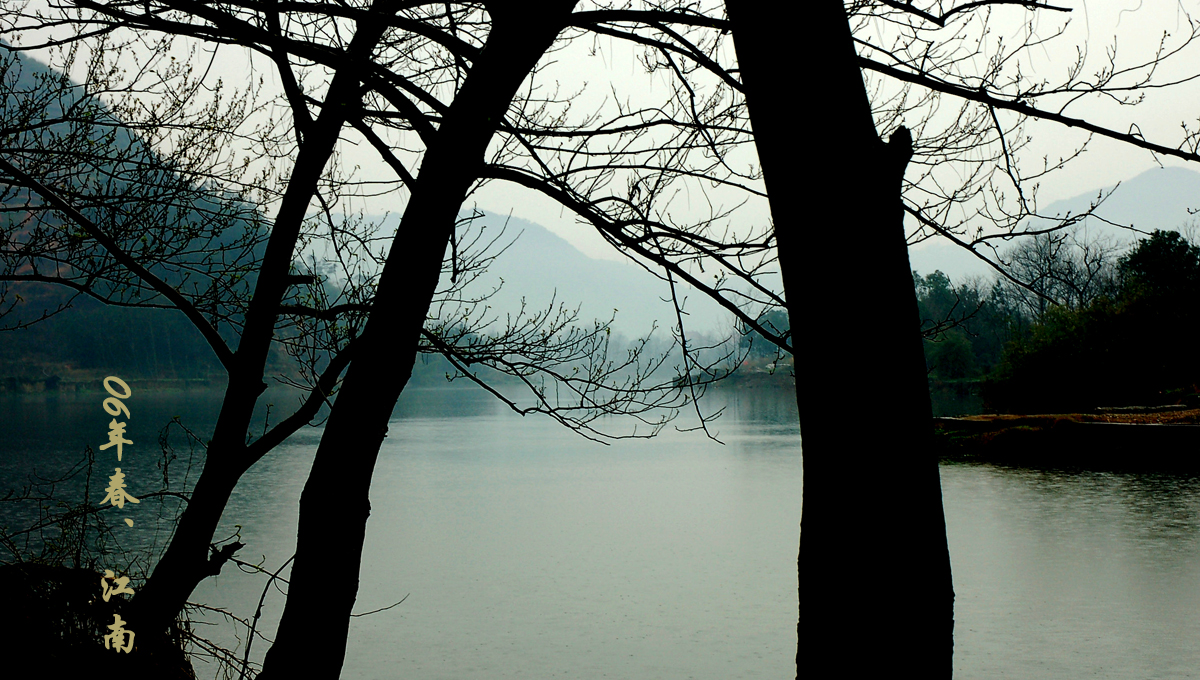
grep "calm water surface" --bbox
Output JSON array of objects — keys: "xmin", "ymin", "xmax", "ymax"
[{"xmin": 3, "ymin": 386, "xmax": 1199, "ymax": 678}]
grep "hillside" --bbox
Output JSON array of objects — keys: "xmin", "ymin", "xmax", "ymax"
[
  {"xmin": 0, "ymin": 50, "xmax": 267, "ymax": 387},
  {"xmin": 1, "ymin": 49, "xmax": 739, "ymax": 388},
  {"xmin": 439, "ymin": 211, "xmax": 731, "ymax": 338}
]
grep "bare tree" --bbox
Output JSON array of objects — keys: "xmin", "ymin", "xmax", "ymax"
[
  {"xmin": 0, "ymin": 36, "xmax": 269, "ymax": 340},
  {"xmin": 472, "ymin": 1, "xmax": 1200, "ymax": 676},
  {"xmin": 250, "ymin": 2, "xmax": 1200, "ymax": 675},
  {"xmin": 1, "ymin": 3, "xmax": 730, "ymax": 676},
  {"xmin": 718, "ymin": 1, "xmax": 1200, "ymax": 676},
  {"xmin": 996, "ymin": 227, "xmax": 1123, "ymax": 321},
  {"xmin": 12, "ymin": 1, "xmax": 1199, "ymax": 677}
]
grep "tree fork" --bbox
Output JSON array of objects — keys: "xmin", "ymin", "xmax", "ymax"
[
  {"xmin": 255, "ymin": 4, "xmax": 580, "ymax": 678},
  {"xmin": 125, "ymin": 0, "xmax": 395, "ymax": 641}
]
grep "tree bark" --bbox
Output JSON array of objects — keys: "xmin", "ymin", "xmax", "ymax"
[
  {"xmin": 127, "ymin": 2, "xmax": 393, "ymax": 639},
  {"xmin": 255, "ymin": 4, "xmax": 579, "ymax": 678},
  {"xmin": 726, "ymin": 1, "xmax": 954, "ymax": 676}
]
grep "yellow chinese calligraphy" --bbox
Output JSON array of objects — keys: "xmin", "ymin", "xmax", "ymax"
[
  {"xmin": 100, "ymin": 569, "xmax": 136, "ymax": 602},
  {"xmin": 99, "ymin": 419, "xmax": 133, "ymax": 461},
  {"xmin": 100, "ymin": 468, "xmax": 140, "ymax": 509},
  {"xmin": 103, "ymin": 614, "xmax": 135, "ymax": 653}
]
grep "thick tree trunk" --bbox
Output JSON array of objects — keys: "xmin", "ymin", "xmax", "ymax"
[
  {"xmin": 726, "ymin": 2, "xmax": 954, "ymax": 676},
  {"xmin": 255, "ymin": 5, "xmax": 578, "ymax": 678},
  {"xmin": 127, "ymin": 4, "xmax": 393, "ymax": 639}
]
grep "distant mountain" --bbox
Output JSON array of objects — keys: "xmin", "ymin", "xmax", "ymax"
[
  {"xmin": 4, "ymin": 52, "xmax": 737, "ymax": 342},
  {"xmin": 359, "ymin": 211, "xmax": 732, "ymax": 338},
  {"xmin": 468, "ymin": 213, "xmax": 730, "ymax": 336},
  {"xmin": 908, "ymin": 166, "xmax": 1200, "ymax": 283}
]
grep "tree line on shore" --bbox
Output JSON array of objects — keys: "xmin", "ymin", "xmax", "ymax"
[
  {"xmin": 9, "ymin": 222, "xmax": 1199, "ymax": 415},
  {"xmin": 917, "ymin": 227, "xmax": 1200, "ymax": 413}
]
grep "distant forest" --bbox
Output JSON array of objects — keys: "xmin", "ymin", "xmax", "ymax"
[
  {"xmin": 0, "ymin": 289, "xmax": 224, "ymax": 381},
  {"xmin": 5, "ymin": 224, "xmax": 1199, "ymax": 415},
  {"xmin": 7, "ymin": 225, "xmax": 1200, "ymax": 413},
  {"xmin": 917, "ymin": 228, "xmax": 1200, "ymax": 412}
]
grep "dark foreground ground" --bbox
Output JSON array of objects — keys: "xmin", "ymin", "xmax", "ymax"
[{"xmin": 1, "ymin": 563, "xmax": 195, "ymax": 679}]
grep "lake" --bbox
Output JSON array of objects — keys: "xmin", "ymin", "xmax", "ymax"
[{"xmin": 2, "ymin": 386, "xmax": 1199, "ymax": 678}]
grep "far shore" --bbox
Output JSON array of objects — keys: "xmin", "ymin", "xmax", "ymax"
[{"xmin": 0, "ymin": 375, "xmax": 226, "ymax": 394}]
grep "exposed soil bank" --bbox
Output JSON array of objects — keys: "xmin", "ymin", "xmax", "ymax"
[{"xmin": 934, "ymin": 407, "xmax": 1200, "ymax": 470}]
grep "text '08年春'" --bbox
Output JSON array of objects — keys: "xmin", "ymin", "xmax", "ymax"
[{"xmin": 98, "ymin": 376, "xmax": 138, "ymax": 653}]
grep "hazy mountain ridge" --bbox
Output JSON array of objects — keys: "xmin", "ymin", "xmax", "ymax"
[
  {"xmin": 358, "ymin": 211, "xmax": 730, "ymax": 337},
  {"xmin": 462, "ymin": 213, "xmax": 688, "ymax": 337},
  {"xmin": 909, "ymin": 166, "xmax": 1200, "ymax": 282}
]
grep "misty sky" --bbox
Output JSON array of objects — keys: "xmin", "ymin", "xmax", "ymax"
[{"xmin": 8, "ymin": 2, "xmax": 1200, "ymax": 267}]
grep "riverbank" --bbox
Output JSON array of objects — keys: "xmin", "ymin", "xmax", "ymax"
[
  {"xmin": 0, "ymin": 374, "xmax": 221, "ymax": 394},
  {"xmin": 934, "ymin": 406, "xmax": 1200, "ymax": 469},
  {"xmin": 711, "ymin": 369, "xmax": 794, "ymax": 390}
]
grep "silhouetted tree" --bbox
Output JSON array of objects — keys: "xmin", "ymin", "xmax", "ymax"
[
  {"xmin": 722, "ymin": 1, "xmax": 1200, "ymax": 676},
  {"xmin": 2, "ymin": 4, "xmax": 724, "ymax": 677},
  {"xmin": 1119, "ymin": 230, "xmax": 1200, "ymax": 301},
  {"xmin": 10, "ymin": 2, "xmax": 1200, "ymax": 678},
  {"xmin": 406, "ymin": 3, "xmax": 1200, "ymax": 675},
  {"xmin": 988, "ymin": 229, "xmax": 1200, "ymax": 412}
]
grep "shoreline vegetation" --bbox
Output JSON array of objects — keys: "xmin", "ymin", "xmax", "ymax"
[
  {"xmin": 0, "ymin": 374, "xmax": 220, "ymax": 393},
  {"xmin": 1, "ymin": 351, "xmax": 804, "ymax": 394}
]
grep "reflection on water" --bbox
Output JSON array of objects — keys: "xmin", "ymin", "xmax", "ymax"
[
  {"xmin": 3, "ymin": 386, "xmax": 1200, "ymax": 678},
  {"xmin": 0, "ymin": 388, "xmax": 231, "ymax": 564},
  {"xmin": 716, "ymin": 386, "xmax": 800, "ymax": 427},
  {"xmin": 186, "ymin": 385, "xmax": 804, "ymax": 680},
  {"xmin": 930, "ymin": 382, "xmax": 984, "ymax": 416}
]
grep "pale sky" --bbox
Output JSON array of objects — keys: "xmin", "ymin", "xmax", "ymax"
[
  {"xmin": 492, "ymin": 2, "xmax": 1200, "ymax": 261},
  {"xmin": 9, "ymin": 1, "xmax": 1200, "ymax": 264},
  {"xmin": 980, "ymin": 2, "xmax": 1200, "ymax": 199}
]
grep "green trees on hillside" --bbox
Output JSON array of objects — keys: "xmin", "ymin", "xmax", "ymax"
[
  {"xmin": 0, "ymin": 44, "xmax": 270, "ymax": 383},
  {"xmin": 914, "ymin": 270, "xmax": 1013, "ymax": 381},
  {"xmin": 1121, "ymin": 230, "xmax": 1200, "ymax": 298},
  {"xmin": 0, "ymin": 297, "xmax": 222, "ymax": 379}
]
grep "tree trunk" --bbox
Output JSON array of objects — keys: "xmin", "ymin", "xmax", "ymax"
[
  {"xmin": 726, "ymin": 2, "xmax": 954, "ymax": 676},
  {"xmin": 256, "ymin": 5, "xmax": 578, "ymax": 678},
  {"xmin": 127, "ymin": 3, "xmax": 393, "ymax": 640}
]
